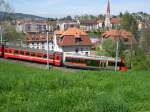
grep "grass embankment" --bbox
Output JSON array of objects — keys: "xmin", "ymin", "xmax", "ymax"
[{"xmin": 0, "ymin": 62, "xmax": 150, "ymax": 112}]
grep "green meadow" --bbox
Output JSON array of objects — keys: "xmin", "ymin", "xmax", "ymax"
[{"xmin": 0, "ymin": 62, "xmax": 150, "ymax": 112}]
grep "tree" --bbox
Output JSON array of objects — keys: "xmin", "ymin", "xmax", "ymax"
[
  {"xmin": 0, "ymin": 0, "xmax": 13, "ymax": 21},
  {"xmin": 2, "ymin": 21, "xmax": 25, "ymax": 42},
  {"xmin": 65, "ymin": 15, "xmax": 72, "ymax": 20},
  {"xmin": 101, "ymin": 38, "xmax": 116, "ymax": 57},
  {"xmin": 121, "ymin": 12, "xmax": 138, "ymax": 35},
  {"xmin": 139, "ymin": 28, "xmax": 150, "ymax": 53},
  {"xmin": 119, "ymin": 12, "xmax": 123, "ymax": 17}
]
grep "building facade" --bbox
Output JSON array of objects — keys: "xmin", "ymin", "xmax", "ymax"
[
  {"xmin": 26, "ymin": 33, "xmax": 54, "ymax": 51},
  {"xmin": 16, "ymin": 19, "xmax": 56, "ymax": 33},
  {"xmin": 78, "ymin": 19, "xmax": 104, "ymax": 32},
  {"xmin": 57, "ymin": 20, "xmax": 79, "ymax": 31}
]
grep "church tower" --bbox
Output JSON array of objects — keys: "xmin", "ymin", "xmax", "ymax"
[{"xmin": 105, "ymin": 0, "xmax": 111, "ymax": 29}]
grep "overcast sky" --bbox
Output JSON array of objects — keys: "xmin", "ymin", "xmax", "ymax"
[{"xmin": 8, "ymin": 0, "xmax": 150, "ymax": 18}]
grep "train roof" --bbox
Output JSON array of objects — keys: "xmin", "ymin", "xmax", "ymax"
[{"xmin": 65, "ymin": 54, "xmax": 121, "ymax": 62}]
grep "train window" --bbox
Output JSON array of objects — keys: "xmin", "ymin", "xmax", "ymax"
[
  {"xmin": 31, "ymin": 53, "xmax": 36, "ymax": 57},
  {"xmin": 108, "ymin": 61, "xmax": 122, "ymax": 67},
  {"xmin": 37, "ymin": 53, "xmax": 42, "ymax": 58},
  {"xmin": 86, "ymin": 60, "xmax": 99, "ymax": 67},
  {"xmin": 108, "ymin": 62, "xmax": 115, "ymax": 67},
  {"xmin": 20, "ymin": 51, "xmax": 24, "ymax": 55},
  {"xmin": 55, "ymin": 56, "xmax": 59, "ymax": 60},
  {"xmin": 26, "ymin": 52, "xmax": 30, "ymax": 56},
  {"xmin": 49, "ymin": 55, "xmax": 54, "ymax": 59},
  {"xmin": 14, "ymin": 50, "xmax": 18, "ymax": 54},
  {"xmin": 66, "ymin": 58, "xmax": 72, "ymax": 62},
  {"xmin": 117, "ymin": 62, "xmax": 122, "ymax": 67},
  {"xmin": 43, "ymin": 54, "xmax": 47, "ymax": 58},
  {"xmin": 9, "ymin": 50, "xmax": 12, "ymax": 53},
  {"xmin": 5, "ymin": 49, "xmax": 8, "ymax": 53}
]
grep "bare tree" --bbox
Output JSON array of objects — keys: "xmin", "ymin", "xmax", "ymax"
[{"xmin": 0, "ymin": 0, "xmax": 13, "ymax": 21}]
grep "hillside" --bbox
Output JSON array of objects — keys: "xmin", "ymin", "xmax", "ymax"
[
  {"xmin": 0, "ymin": 11, "xmax": 45, "ymax": 20},
  {"xmin": 0, "ymin": 62, "xmax": 150, "ymax": 112}
]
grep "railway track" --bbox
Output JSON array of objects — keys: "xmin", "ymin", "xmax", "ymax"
[{"xmin": 0, "ymin": 58, "xmax": 81, "ymax": 73}]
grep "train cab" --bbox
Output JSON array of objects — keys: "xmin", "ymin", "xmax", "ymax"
[{"xmin": 64, "ymin": 54, "xmax": 128, "ymax": 71}]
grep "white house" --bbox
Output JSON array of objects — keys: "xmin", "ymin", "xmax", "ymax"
[
  {"xmin": 54, "ymin": 27, "xmax": 92, "ymax": 56},
  {"xmin": 57, "ymin": 20, "xmax": 79, "ymax": 31},
  {"xmin": 26, "ymin": 33, "xmax": 54, "ymax": 51},
  {"xmin": 78, "ymin": 19, "xmax": 104, "ymax": 32}
]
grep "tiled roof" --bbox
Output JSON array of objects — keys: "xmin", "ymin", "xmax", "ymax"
[
  {"xmin": 80, "ymin": 20, "xmax": 98, "ymax": 25},
  {"xmin": 26, "ymin": 33, "xmax": 53, "ymax": 42},
  {"xmin": 102, "ymin": 29, "xmax": 135, "ymax": 44},
  {"xmin": 111, "ymin": 18, "xmax": 121, "ymax": 24},
  {"xmin": 16, "ymin": 19, "xmax": 48, "ymax": 24},
  {"xmin": 16, "ymin": 19, "xmax": 56, "ymax": 25},
  {"xmin": 55, "ymin": 30, "xmax": 64, "ymax": 35},
  {"xmin": 57, "ymin": 27, "xmax": 92, "ymax": 47},
  {"xmin": 62, "ymin": 27, "xmax": 87, "ymax": 36},
  {"xmin": 102, "ymin": 29, "xmax": 133, "ymax": 39}
]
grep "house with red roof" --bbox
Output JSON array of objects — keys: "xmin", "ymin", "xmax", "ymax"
[{"xmin": 54, "ymin": 27, "xmax": 92, "ymax": 55}]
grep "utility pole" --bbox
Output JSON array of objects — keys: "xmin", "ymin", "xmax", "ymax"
[
  {"xmin": 115, "ymin": 38, "xmax": 119, "ymax": 72},
  {"xmin": 46, "ymin": 25, "xmax": 50, "ymax": 69},
  {"xmin": 0, "ymin": 26, "xmax": 3, "ymax": 44},
  {"xmin": 129, "ymin": 39, "xmax": 133, "ymax": 69}
]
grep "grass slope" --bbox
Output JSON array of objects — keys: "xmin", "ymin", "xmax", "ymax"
[{"xmin": 0, "ymin": 62, "xmax": 150, "ymax": 112}]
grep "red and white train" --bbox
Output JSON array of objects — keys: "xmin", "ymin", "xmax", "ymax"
[{"xmin": 0, "ymin": 44, "xmax": 128, "ymax": 71}]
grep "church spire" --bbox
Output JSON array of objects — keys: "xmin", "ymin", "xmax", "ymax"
[
  {"xmin": 106, "ymin": 0, "xmax": 110, "ymax": 14},
  {"xmin": 105, "ymin": 0, "xmax": 111, "ymax": 29}
]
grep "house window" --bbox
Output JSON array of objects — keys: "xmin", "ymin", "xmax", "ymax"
[
  {"xmin": 86, "ymin": 52, "xmax": 89, "ymax": 56},
  {"xmin": 75, "ymin": 48, "xmax": 79, "ymax": 53},
  {"xmin": 75, "ymin": 37, "xmax": 82, "ymax": 43},
  {"xmin": 124, "ymin": 38, "xmax": 129, "ymax": 42}
]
